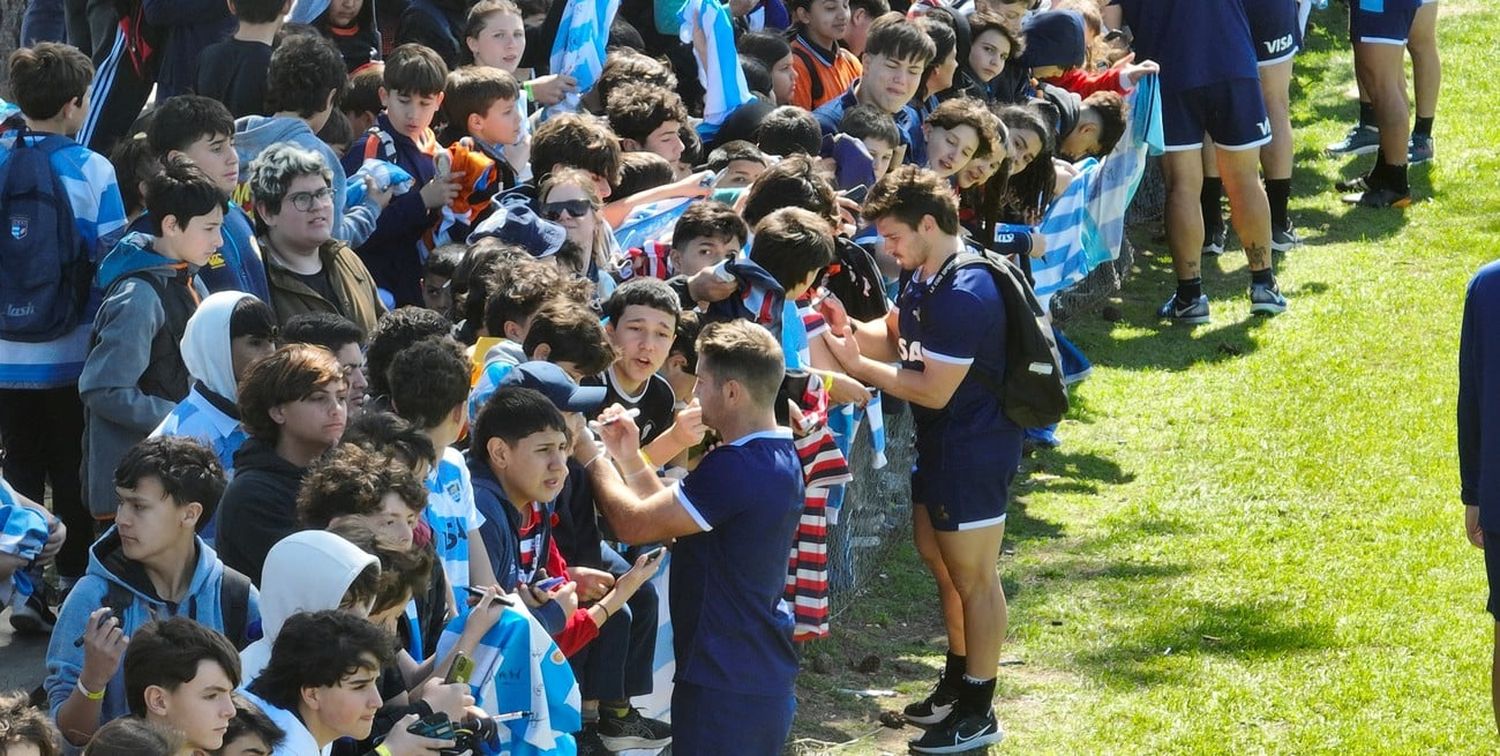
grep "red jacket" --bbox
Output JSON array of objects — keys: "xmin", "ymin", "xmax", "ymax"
[{"xmin": 1042, "ymin": 67, "xmax": 1126, "ymax": 97}]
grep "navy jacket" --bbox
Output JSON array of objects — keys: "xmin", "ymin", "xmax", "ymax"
[{"xmin": 1460, "ymin": 260, "xmax": 1500, "ymax": 530}]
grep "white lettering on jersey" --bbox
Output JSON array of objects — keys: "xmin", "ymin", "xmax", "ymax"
[
  {"xmin": 898, "ymin": 338, "xmax": 924, "ymax": 364},
  {"xmin": 1264, "ymin": 34, "xmax": 1295, "ymax": 56}
]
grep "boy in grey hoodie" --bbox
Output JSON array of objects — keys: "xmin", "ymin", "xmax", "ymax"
[
  {"xmin": 79, "ymin": 158, "xmax": 224, "ymax": 520},
  {"xmin": 45, "ymin": 436, "xmax": 260, "ymax": 747},
  {"xmin": 234, "ymin": 32, "xmax": 390, "ymax": 250}
]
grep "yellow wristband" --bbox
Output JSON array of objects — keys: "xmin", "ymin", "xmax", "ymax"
[
  {"xmin": 76, "ymin": 680, "xmax": 105, "ymax": 701},
  {"xmin": 822, "ymin": 372, "xmax": 836, "ymax": 393},
  {"xmin": 638, "ymin": 450, "xmax": 654, "ymax": 469},
  {"xmin": 374, "ymin": 745, "xmax": 394, "ymax": 756}
]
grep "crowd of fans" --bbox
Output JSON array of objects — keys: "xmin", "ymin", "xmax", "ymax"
[{"xmin": 0, "ymin": 0, "xmax": 1440, "ymax": 753}]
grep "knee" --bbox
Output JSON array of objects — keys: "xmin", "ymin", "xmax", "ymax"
[{"xmin": 945, "ymin": 567, "xmax": 998, "ymax": 598}]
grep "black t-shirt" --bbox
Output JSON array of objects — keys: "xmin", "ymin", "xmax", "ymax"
[
  {"xmin": 584, "ymin": 368, "xmax": 677, "ymax": 445},
  {"xmin": 293, "ymin": 268, "xmax": 340, "ymax": 307},
  {"xmin": 196, "ymin": 39, "xmax": 273, "ymax": 118}
]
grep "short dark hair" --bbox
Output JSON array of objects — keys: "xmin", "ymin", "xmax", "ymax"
[
  {"xmin": 247, "ymin": 611, "xmax": 394, "ymax": 712},
  {"xmin": 144, "ymin": 155, "xmax": 227, "ymax": 237},
  {"xmin": 670, "ymin": 310, "xmax": 701, "ymax": 374},
  {"xmin": 325, "ymin": 520, "xmax": 434, "ymax": 616},
  {"xmin": 737, "ymin": 31, "xmax": 791, "ymax": 70},
  {"xmin": 341, "ymin": 410, "xmax": 439, "ymax": 469},
  {"xmin": 531, "ymin": 113, "xmax": 622, "ymax": 189},
  {"xmin": 298, "ymin": 443, "xmax": 426, "ymax": 528},
  {"xmin": 738, "ymin": 56, "xmax": 771, "ymax": 99},
  {"xmin": 82, "ymin": 717, "xmax": 183, "ymax": 756},
  {"xmin": 864, "ymin": 11, "xmax": 936, "ymax": 65},
  {"xmin": 862, "ymin": 163, "xmax": 960, "ymax": 235},
  {"xmin": 914, "ymin": 13, "xmax": 957, "ymax": 99},
  {"xmin": 0, "ymin": 690, "xmax": 60, "ymax": 756},
  {"xmin": 365, "ymin": 307, "xmax": 453, "ymax": 398},
  {"xmin": 387, "ymin": 337, "xmax": 470, "ymax": 430},
  {"xmin": 482, "ymin": 258, "xmax": 575, "ymax": 337},
  {"xmin": 124, "ymin": 617, "xmax": 242, "ymax": 718},
  {"xmin": 282, "ymin": 312, "xmax": 366, "ymax": 353},
  {"xmin": 602, "ymin": 277, "xmax": 681, "ymax": 328},
  {"xmin": 756, "ymin": 105, "xmax": 821, "ymax": 158},
  {"xmin": 606, "ymin": 83, "xmax": 688, "ymax": 147},
  {"xmin": 344, "ymin": 64, "xmax": 386, "ymax": 116},
  {"xmin": 849, "ymin": 0, "xmax": 890, "ymax": 16},
  {"xmin": 8, "ymin": 43, "xmax": 92, "ymax": 120},
  {"xmin": 614, "ymin": 151, "xmax": 676, "ymax": 198},
  {"xmin": 237, "ymin": 344, "xmax": 346, "ymax": 442},
  {"xmin": 928, "ymin": 96, "xmax": 1002, "ymax": 159},
  {"xmin": 115, "ymin": 437, "xmax": 226, "ymax": 533},
  {"xmin": 229, "ymin": 297, "xmax": 278, "ymax": 341},
  {"xmin": 595, "ymin": 50, "xmax": 676, "ymax": 113},
  {"xmin": 749, "ymin": 207, "xmax": 836, "ymax": 293},
  {"xmin": 697, "ymin": 320, "xmax": 784, "ymax": 406},
  {"xmin": 147, "ymin": 96, "xmax": 235, "ymax": 160},
  {"xmin": 384, "ymin": 43, "xmax": 448, "ymax": 96},
  {"xmin": 317, "ymin": 107, "xmax": 353, "ymax": 148},
  {"xmin": 742, "ymin": 154, "xmax": 836, "ymax": 227},
  {"xmin": 455, "ymin": 239, "xmax": 527, "ymax": 326},
  {"xmin": 443, "ymin": 65, "xmax": 519, "ymax": 133},
  {"xmin": 266, "ymin": 33, "xmax": 348, "ymax": 118},
  {"xmin": 231, "ymin": 0, "xmax": 286, "ymax": 24},
  {"xmin": 839, "ymin": 103, "xmax": 900, "ymax": 147},
  {"xmin": 1082, "ymin": 90, "xmax": 1127, "ymax": 156},
  {"xmin": 672, "ymin": 201, "xmax": 748, "ymax": 251},
  {"xmin": 110, "ymin": 131, "xmax": 161, "ymax": 219},
  {"xmin": 424, "ymin": 243, "xmax": 464, "ymax": 279},
  {"xmin": 521, "ymin": 298, "xmax": 616, "ymax": 374},
  {"xmin": 471, "ymin": 386, "xmax": 568, "ymax": 456},
  {"xmin": 223, "ymin": 693, "xmax": 286, "ymax": 753},
  {"xmin": 705, "ymin": 140, "xmax": 768, "ymax": 173}
]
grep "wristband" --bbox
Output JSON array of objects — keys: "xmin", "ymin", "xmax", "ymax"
[
  {"xmin": 821, "ymin": 372, "xmax": 836, "ymax": 393},
  {"xmin": 638, "ymin": 450, "xmax": 654, "ymax": 469},
  {"xmin": 582, "ymin": 452, "xmax": 603, "ymax": 469},
  {"xmin": 374, "ymin": 745, "xmax": 394, "ymax": 756},
  {"xmin": 523, "ymin": 81, "xmax": 535, "ymax": 101},
  {"xmin": 76, "ymin": 679, "xmax": 105, "ymax": 701}
]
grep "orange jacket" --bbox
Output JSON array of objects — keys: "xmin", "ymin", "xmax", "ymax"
[{"xmin": 789, "ymin": 34, "xmax": 862, "ymax": 111}]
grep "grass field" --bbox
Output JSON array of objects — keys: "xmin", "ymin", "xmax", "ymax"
[{"xmin": 790, "ymin": 2, "xmax": 1500, "ymax": 753}]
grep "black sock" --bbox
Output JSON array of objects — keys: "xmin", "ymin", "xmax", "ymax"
[
  {"xmin": 1251, "ymin": 267, "xmax": 1276, "ymax": 287},
  {"xmin": 1265, "ymin": 177, "xmax": 1291, "ymax": 232},
  {"xmin": 941, "ymin": 651, "xmax": 966, "ymax": 691},
  {"xmin": 1414, "ymin": 115, "xmax": 1434, "ymax": 138},
  {"xmin": 1358, "ymin": 100, "xmax": 1376, "ymax": 129},
  {"xmin": 1372, "ymin": 160, "xmax": 1409, "ymax": 193},
  {"xmin": 958, "ymin": 675, "xmax": 997, "ymax": 715},
  {"xmin": 1200, "ymin": 177, "xmax": 1225, "ymax": 233},
  {"xmin": 1176, "ymin": 277, "xmax": 1203, "ymax": 304}
]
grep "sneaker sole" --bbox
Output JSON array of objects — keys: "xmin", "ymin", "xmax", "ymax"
[
  {"xmin": 903, "ymin": 704, "xmax": 956, "ymax": 727},
  {"xmin": 1201, "ymin": 245, "xmax": 1225, "ymax": 256},
  {"xmin": 1250, "ymin": 301, "xmax": 1287, "ymax": 316},
  {"xmin": 1325, "ymin": 143, "xmax": 1380, "ymax": 157},
  {"xmin": 908, "ymin": 730, "xmax": 1005, "ymax": 754},
  {"xmin": 1270, "ymin": 239, "xmax": 1299, "ymax": 253},
  {"xmin": 1163, "ymin": 314, "xmax": 1211, "ymax": 325},
  {"xmin": 597, "ymin": 735, "xmax": 672, "ymax": 750},
  {"xmin": 9, "ymin": 613, "xmax": 54, "ymax": 635},
  {"xmin": 1340, "ymin": 191, "xmax": 1412, "ymax": 208}
]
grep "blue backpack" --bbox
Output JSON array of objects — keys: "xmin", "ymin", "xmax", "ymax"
[{"xmin": 0, "ymin": 121, "xmax": 88, "ymax": 342}]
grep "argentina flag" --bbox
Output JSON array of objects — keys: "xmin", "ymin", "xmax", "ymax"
[
  {"xmin": 1030, "ymin": 74, "xmax": 1164, "ymax": 310},
  {"xmin": 549, "ymin": 0, "xmax": 622, "ymax": 113},
  {"xmin": 679, "ymin": 0, "xmax": 756, "ymax": 141}
]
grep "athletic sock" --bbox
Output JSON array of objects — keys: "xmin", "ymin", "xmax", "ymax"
[
  {"xmin": 1176, "ymin": 277, "xmax": 1203, "ymax": 305},
  {"xmin": 1265, "ymin": 177, "xmax": 1292, "ymax": 232},
  {"xmin": 941, "ymin": 651, "xmax": 967, "ymax": 693},
  {"xmin": 1372, "ymin": 160, "xmax": 1410, "ymax": 194},
  {"xmin": 600, "ymin": 701, "xmax": 632, "ymax": 720},
  {"xmin": 1358, "ymin": 100, "xmax": 1376, "ymax": 129},
  {"xmin": 1200, "ymin": 177, "xmax": 1225, "ymax": 233},
  {"xmin": 1251, "ymin": 267, "xmax": 1276, "ymax": 287},
  {"xmin": 1414, "ymin": 116, "xmax": 1434, "ymax": 138},
  {"xmin": 958, "ymin": 675, "xmax": 997, "ymax": 716}
]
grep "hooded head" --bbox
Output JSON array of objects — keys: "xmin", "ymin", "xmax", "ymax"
[{"xmin": 181, "ymin": 292, "xmax": 278, "ymax": 401}]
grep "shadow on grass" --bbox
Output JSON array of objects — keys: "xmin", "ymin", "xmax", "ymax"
[
  {"xmin": 1067, "ymin": 599, "xmax": 1335, "ymax": 688},
  {"xmin": 1017, "ymin": 447, "xmax": 1135, "ymax": 497}
]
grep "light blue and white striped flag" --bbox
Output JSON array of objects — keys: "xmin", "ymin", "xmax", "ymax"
[
  {"xmin": 1030, "ymin": 74, "xmax": 1164, "ymax": 310},
  {"xmin": 679, "ymin": 0, "xmax": 757, "ymax": 141},
  {"xmin": 549, "ymin": 0, "xmax": 622, "ymax": 113}
]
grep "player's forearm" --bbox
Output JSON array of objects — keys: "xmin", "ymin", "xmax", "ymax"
[
  {"xmin": 851, "ymin": 318, "xmax": 899, "ymax": 362},
  {"xmin": 845, "ymin": 356, "xmax": 952, "ymax": 409}
]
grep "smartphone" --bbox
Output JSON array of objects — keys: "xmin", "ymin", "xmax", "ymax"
[
  {"xmin": 434, "ymin": 150, "xmax": 453, "ymax": 178},
  {"xmin": 407, "ymin": 713, "xmax": 458, "ymax": 740},
  {"xmin": 464, "ymin": 585, "xmax": 514, "ymax": 606},
  {"xmin": 445, "ymin": 652, "xmax": 474, "ymax": 685},
  {"xmin": 532, "ymin": 575, "xmax": 567, "ymax": 592},
  {"xmin": 642, "ymin": 546, "xmax": 667, "ymax": 563},
  {"xmin": 841, "ymin": 184, "xmax": 869, "ymax": 204}
]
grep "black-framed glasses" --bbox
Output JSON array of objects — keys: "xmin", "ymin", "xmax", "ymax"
[
  {"xmin": 287, "ymin": 186, "xmax": 335, "ymax": 212},
  {"xmin": 540, "ymin": 199, "xmax": 595, "ymax": 220}
]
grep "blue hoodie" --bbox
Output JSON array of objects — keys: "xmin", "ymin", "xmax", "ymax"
[
  {"xmin": 80, "ymin": 233, "xmax": 208, "ymax": 517},
  {"xmin": 44, "ymin": 527, "xmax": 260, "ymax": 728},
  {"xmin": 129, "ymin": 203, "xmax": 270, "ymax": 301}
]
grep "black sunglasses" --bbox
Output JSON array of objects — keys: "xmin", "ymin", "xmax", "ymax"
[{"xmin": 540, "ymin": 199, "xmax": 595, "ymax": 220}]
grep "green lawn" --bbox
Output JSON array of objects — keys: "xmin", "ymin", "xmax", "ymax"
[{"xmin": 792, "ymin": 2, "xmax": 1500, "ymax": 752}]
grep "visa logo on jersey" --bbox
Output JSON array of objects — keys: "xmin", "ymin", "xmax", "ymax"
[
  {"xmin": 1264, "ymin": 34, "xmax": 1295, "ymax": 56},
  {"xmin": 897, "ymin": 338, "xmax": 924, "ymax": 364}
]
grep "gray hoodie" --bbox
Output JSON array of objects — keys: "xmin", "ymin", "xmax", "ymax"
[{"xmin": 234, "ymin": 114, "xmax": 379, "ymax": 247}]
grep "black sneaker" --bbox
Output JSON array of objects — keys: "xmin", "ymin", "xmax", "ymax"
[
  {"xmin": 1202, "ymin": 225, "xmax": 1227, "ymax": 256},
  {"xmin": 1334, "ymin": 174, "xmax": 1369, "ymax": 193},
  {"xmin": 8, "ymin": 592, "xmax": 56, "ymax": 636},
  {"xmin": 902, "ymin": 677, "xmax": 960, "ymax": 726},
  {"xmin": 908, "ymin": 709, "xmax": 1004, "ymax": 754},
  {"xmin": 575, "ymin": 723, "xmax": 609, "ymax": 756},
  {"xmin": 1342, "ymin": 185, "xmax": 1411, "ymax": 208},
  {"xmin": 596, "ymin": 707, "xmax": 671, "ymax": 751}
]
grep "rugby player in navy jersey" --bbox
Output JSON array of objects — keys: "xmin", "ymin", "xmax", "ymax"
[
  {"xmin": 821, "ymin": 165, "xmax": 1015, "ymax": 753},
  {"xmin": 576, "ymin": 320, "xmax": 805, "ymax": 753},
  {"xmin": 1113, "ymin": 0, "xmax": 1288, "ymax": 325}
]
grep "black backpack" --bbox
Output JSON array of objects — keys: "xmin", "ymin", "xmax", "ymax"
[
  {"xmin": 921, "ymin": 251, "xmax": 1068, "ymax": 428},
  {"xmin": 102, "ymin": 565, "xmax": 257, "ymax": 651},
  {"xmin": 0, "ymin": 122, "xmax": 90, "ymax": 342}
]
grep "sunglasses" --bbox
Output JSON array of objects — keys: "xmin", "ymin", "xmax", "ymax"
[{"xmin": 540, "ymin": 199, "xmax": 596, "ymax": 220}]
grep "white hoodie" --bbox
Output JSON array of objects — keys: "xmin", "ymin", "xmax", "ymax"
[
  {"xmin": 182, "ymin": 290, "xmax": 252, "ymax": 401},
  {"xmin": 239, "ymin": 530, "xmax": 378, "ymax": 684}
]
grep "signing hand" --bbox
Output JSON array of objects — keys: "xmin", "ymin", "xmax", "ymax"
[
  {"xmin": 79, "ymin": 607, "xmax": 129, "ymax": 693},
  {"xmin": 594, "ymin": 404, "xmax": 643, "ymax": 462},
  {"xmin": 666, "ymin": 400, "xmax": 707, "ymax": 447}
]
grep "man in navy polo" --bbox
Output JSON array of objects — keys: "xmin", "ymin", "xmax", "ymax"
[{"xmin": 578, "ymin": 320, "xmax": 804, "ymax": 752}]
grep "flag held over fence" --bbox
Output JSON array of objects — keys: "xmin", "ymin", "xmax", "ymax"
[
  {"xmin": 679, "ymin": 0, "xmax": 757, "ymax": 141},
  {"xmin": 549, "ymin": 0, "xmax": 622, "ymax": 113},
  {"xmin": 1030, "ymin": 74, "xmax": 1164, "ymax": 309}
]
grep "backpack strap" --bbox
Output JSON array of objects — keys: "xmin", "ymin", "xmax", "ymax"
[
  {"xmin": 218, "ymin": 565, "xmax": 253, "ymax": 651},
  {"xmin": 789, "ymin": 43, "xmax": 825, "ymax": 106}
]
